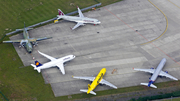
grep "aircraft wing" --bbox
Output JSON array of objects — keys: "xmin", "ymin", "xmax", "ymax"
[
  {"xmin": 159, "ymin": 71, "xmax": 178, "ymax": 81},
  {"xmin": 36, "ymin": 37, "xmax": 52, "ymax": 41},
  {"xmin": 73, "ymin": 76, "xmax": 95, "ymax": 82},
  {"xmin": 3, "ymin": 40, "xmax": 21, "ymax": 43},
  {"xmin": 100, "ymin": 79, "xmax": 117, "ymax": 89},
  {"xmin": 133, "ymin": 68, "xmax": 155, "ymax": 74},
  {"xmin": 56, "ymin": 62, "xmax": 65, "ymax": 75},
  {"xmin": 38, "ymin": 51, "xmax": 56, "ymax": 61},
  {"xmin": 72, "ymin": 22, "xmax": 84, "ymax": 30},
  {"xmin": 77, "ymin": 7, "xmax": 84, "ymax": 18}
]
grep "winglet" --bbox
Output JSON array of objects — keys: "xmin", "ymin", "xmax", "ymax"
[
  {"xmin": 77, "ymin": 6, "xmax": 79, "ymax": 8},
  {"xmin": 72, "ymin": 75, "xmax": 74, "ymax": 77}
]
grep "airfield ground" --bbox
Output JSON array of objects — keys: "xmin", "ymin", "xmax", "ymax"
[{"xmin": 10, "ymin": 0, "xmax": 180, "ymax": 98}]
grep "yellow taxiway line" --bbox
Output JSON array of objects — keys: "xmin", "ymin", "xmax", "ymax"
[
  {"xmin": 168, "ymin": 0, "xmax": 180, "ymax": 9},
  {"xmin": 141, "ymin": 0, "xmax": 168, "ymax": 45}
]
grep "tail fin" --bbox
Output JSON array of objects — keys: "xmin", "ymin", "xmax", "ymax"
[
  {"xmin": 80, "ymin": 89, "xmax": 96, "ymax": 95},
  {"xmin": 58, "ymin": 9, "xmax": 64, "ymax": 16},
  {"xmin": 140, "ymin": 83, "xmax": 157, "ymax": 88},
  {"xmin": 35, "ymin": 60, "xmax": 42, "ymax": 67}
]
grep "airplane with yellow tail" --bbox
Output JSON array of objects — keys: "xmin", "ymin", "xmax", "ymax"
[{"xmin": 73, "ymin": 68, "xmax": 117, "ymax": 95}]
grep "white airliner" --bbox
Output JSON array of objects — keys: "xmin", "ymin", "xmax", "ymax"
[
  {"xmin": 134, "ymin": 58, "xmax": 178, "ymax": 88},
  {"xmin": 31, "ymin": 51, "xmax": 75, "ymax": 75},
  {"xmin": 56, "ymin": 6, "xmax": 101, "ymax": 30}
]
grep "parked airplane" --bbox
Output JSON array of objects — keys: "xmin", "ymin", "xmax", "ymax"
[
  {"xmin": 3, "ymin": 23, "xmax": 52, "ymax": 53},
  {"xmin": 56, "ymin": 6, "xmax": 101, "ymax": 30},
  {"xmin": 31, "ymin": 51, "xmax": 75, "ymax": 75},
  {"xmin": 134, "ymin": 58, "xmax": 178, "ymax": 88},
  {"xmin": 73, "ymin": 68, "xmax": 117, "ymax": 95}
]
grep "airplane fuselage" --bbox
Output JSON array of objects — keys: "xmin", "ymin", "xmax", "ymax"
[
  {"xmin": 35, "ymin": 55, "xmax": 75, "ymax": 70},
  {"xmin": 22, "ymin": 29, "xmax": 33, "ymax": 53},
  {"xmin": 87, "ymin": 68, "xmax": 106, "ymax": 94},
  {"xmin": 58, "ymin": 15, "xmax": 101, "ymax": 24},
  {"xmin": 148, "ymin": 58, "xmax": 166, "ymax": 86}
]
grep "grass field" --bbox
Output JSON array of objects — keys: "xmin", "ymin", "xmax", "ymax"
[{"xmin": 1, "ymin": 0, "xmax": 180, "ymax": 100}]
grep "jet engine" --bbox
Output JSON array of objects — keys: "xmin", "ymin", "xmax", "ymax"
[{"xmin": 19, "ymin": 40, "xmax": 28, "ymax": 48}]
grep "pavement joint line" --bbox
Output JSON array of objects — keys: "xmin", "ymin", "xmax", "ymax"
[
  {"xmin": 168, "ymin": 0, "xmax": 180, "ymax": 9},
  {"xmin": 65, "ymin": 36, "xmax": 95, "ymax": 63},
  {"xmin": 141, "ymin": 0, "xmax": 168, "ymax": 45},
  {"xmin": 103, "ymin": 6, "xmax": 180, "ymax": 66},
  {"xmin": 51, "ymin": 72, "xmax": 135, "ymax": 83}
]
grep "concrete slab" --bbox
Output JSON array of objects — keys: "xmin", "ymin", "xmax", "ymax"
[{"xmin": 9, "ymin": 0, "xmax": 180, "ymax": 97}]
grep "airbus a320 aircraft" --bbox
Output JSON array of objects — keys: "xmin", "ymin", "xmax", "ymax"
[
  {"xmin": 3, "ymin": 23, "xmax": 52, "ymax": 53},
  {"xmin": 134, "ymin": 58, "xmax": 178, "ymax": 88},
  {"xmin": 56, "ymin": 6, "xmax": 101, "ymax": 30},
  {"xmin": 73, "ymin": 68, "xmax": 117, "ymax": 95},
  {"xmin": 31, "ymin": 51, "xmax": 75, "ymax": 75}
]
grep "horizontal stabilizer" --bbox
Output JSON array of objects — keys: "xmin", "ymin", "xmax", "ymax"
[
  {"xmin": 31, "ymin": 64, "xmax": 36, "ymax": 68},
  {"xmin": 31, "ymin": 64, "xmax": 41, "ymax": 73},
  {"xmin": 140, "ymin": 83, "xmax": 157, "ymax": 88},
  {"xmin": 80, "ymin": 89, "xmax": 96, "ymax": 95},
  {"xmin": 34, "ymin": 68, "xmax": 41, "ymax": 73},
  {"xmin": 57, "ymin": 15, "xmax": 63, "ymax": 20},
  {"xmin": 37, "ymin": 68, "xmax": 41, "ymax": 73}
]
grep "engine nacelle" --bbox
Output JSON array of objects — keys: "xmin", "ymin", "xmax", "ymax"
[
  {"xmin": 20, "ymin": 40, "xmax": 28, "ymax": 47},
  {"xmin": 32, "ymin": 41, "xmax": 38, "ymax": 47}
]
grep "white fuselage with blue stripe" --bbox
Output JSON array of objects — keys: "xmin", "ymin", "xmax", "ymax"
[
  {"xmin": 148, "ymin": 58, "xmax": 166, "ymax": 86},
  {"xmin": 134, "ymin": 58, "xmax": 178, "ymax": 88}
]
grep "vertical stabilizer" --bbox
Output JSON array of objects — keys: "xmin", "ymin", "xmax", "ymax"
[
  {"xmin": 58, "ymin": 9, "xmax": 65, "ymax": 16},
  {"xmin": 35, "ymin": 60, "xmax": 42, "ymax": 67}
]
